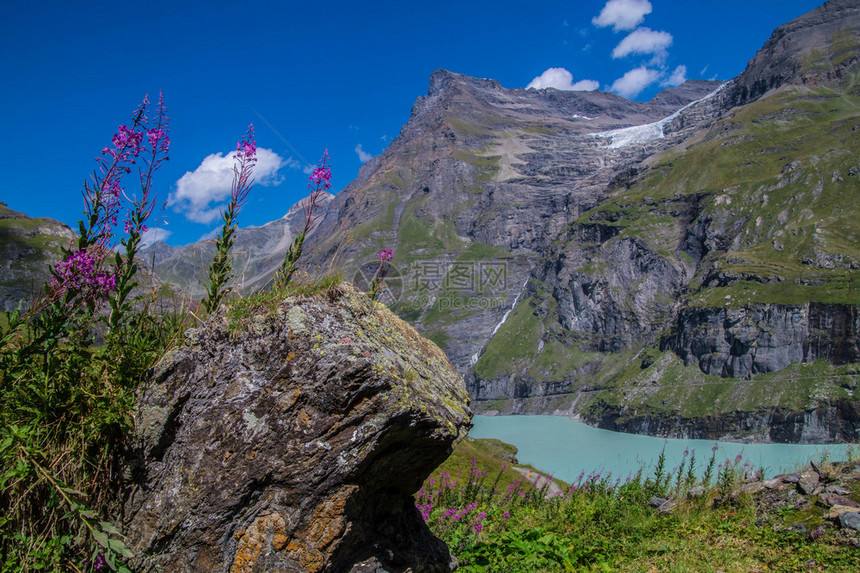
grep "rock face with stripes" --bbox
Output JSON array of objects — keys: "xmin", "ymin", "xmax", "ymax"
[{"xmin": 122, "ymin": 284, "xmax": 471, "ymax": 572}]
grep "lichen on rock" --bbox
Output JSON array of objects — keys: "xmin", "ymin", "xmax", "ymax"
[{"xmin": 123, "ymin": 283, "xmax": 471, "ymax": 572}]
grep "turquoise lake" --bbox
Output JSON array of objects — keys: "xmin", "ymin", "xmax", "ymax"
[{"xmin": 469, "ymin": 415, "xmax": 856, "ymax": 483}]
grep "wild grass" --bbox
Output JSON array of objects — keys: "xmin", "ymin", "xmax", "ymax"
[{"xmin": 420, "ymin": 439, "xmax": 860, "ymax": 572}]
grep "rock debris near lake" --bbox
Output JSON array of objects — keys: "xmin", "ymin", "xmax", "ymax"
[
  {"xmin": 716, "ymin": 459, "xmax": 860, "ymax": 537},
  {"xmin": 122, "ymin": 283, "xmax": 472, "ymax": 572},
  {"xmin": 641, "ymin": 457, "xmax": 860, "ymax": 541}
]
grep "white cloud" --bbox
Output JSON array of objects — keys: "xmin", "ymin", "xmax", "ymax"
[
  {"xmin": 140, "ymin": 227, "xmax": 172, "ymax": 247},
  {"xmin": 526, "ymin": 68, "xmax": 600, "ymax": 91},
  {"xmin": 355, "ymin": 144, "xmax": 373, "ymax": 163},
  {"xmin": 593, "ymin": 0, "xmax": 652, "ymax": 32},
  {"xmin": 612, "ymin": 28, "xmax": 673, "ymax": 63},
  {"xmin": 169, "ymin": 148, "xmax": 287, "ymax": 224},
  {"xmin": 663, "ymin": 65, "xmax": 687, "ymax": 87},
  {"xmin": 197, "ymin": 227, "xmax": 221, "ymax": 242},
  {"xmin": 609, "ymin": 66, "xmax": 661, "ymax": 98}
]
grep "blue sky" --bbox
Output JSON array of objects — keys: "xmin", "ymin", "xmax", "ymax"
[{"xmin": 2, "ymin": 0, "xmax": 824, "ymax": 246}]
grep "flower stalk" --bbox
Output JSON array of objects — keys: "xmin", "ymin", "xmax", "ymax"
[
  {"xmin": 201, "ymin": 124, "xmax": 257, "ymax": 314},
  {"xmin": 108, "ymin": 92, "xmax": 170, "ymax": 335},
  {"xmin": 275, "ymin": 150, "xmax": 331, "ymax": 289},
  {"xmin": 370, "ymin": 248, "xmax": 393, "ymax": 301}
]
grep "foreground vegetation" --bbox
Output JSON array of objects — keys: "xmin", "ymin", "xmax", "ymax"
[
  {"xmin": 420, "ymin": 438, "xmax": 860, "ymax": 572},
  {"xmin": 0, "ymin": 94, "xmax": 363, "ymax": 571}
]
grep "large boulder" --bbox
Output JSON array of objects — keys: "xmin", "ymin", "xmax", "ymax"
[{"xmin": 123, "ymin": 283, "xmax": 471, "ymax": 572}]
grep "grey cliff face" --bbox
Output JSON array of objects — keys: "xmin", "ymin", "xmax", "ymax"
[
  {"xmin": 123, "ymin": 284, "xmax": 471, "ymax": 572},
  {"xmin": 664, "ymin": 304, "xmax": 860, "ymax": 378},
  {"xmin": 0, "ymin": 202, "xmax": 75, "ymax": 312}
]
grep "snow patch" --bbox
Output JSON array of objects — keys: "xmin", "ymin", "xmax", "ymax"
[{"xmin": 591, "ymin": 83, "xmax": 726, "ymax": 149}]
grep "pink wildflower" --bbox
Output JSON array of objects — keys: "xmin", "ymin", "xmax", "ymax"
[{"xmin": 309, "ymin": 150, "xmax": 332, "ymax": 191}]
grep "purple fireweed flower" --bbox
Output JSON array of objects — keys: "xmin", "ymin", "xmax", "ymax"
[
  {"xmin": 473, "ymin": 511, "xmax": 487, "ymax": 534},
  {"xmin": 370, "ymin": 248, "xmax": 395, "ymax": 301},
  {"xmin": 124, "ymin": 219, "xmax": 148, "ymax": 234},
  {"xmin": 237, "ymin": 138, "xmax": 257, "ymax": 161},
  {"xmin": 377, "ymin": 249, "xmax": 393, "ymax": 262},
  {"xmin": 51, "ymin": 250, "xmax": 116, "ymax": 299},
  {"xmin": 811, "ymin": 528, "xmax": 824, "ymax": 539},
  {"xmin": 309, "ymin": 150, "xmax": 332, "ymax": 191},
  {"xmin": 147, "ymin": 127, "xmax": 166, "ymax": 148},
  {"xmin": 108, "ymin": 125, "xmax": 143, "ymax": 159},
  {"xmin": 311, "ymin": 167, "xmax": 331, "ymax": 187},
  {"xmin": 416, "ymin": 503, "xmax": 434, "ymax": 521}
]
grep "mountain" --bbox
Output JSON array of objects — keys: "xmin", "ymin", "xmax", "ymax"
[
  {"xmin": 297, "ymin": 0, "xmax": 859, "ymax": 443},
  {"xmin": 0, "ymin": 201, "xmax": 75, "ymax": 312},
  {"xmin": 142, "ymin": 192, "xmax": 334, "ymax": 297},
  {"xmin": 17, "ymin": 0, "xmax": 848, "ymax": 443}
]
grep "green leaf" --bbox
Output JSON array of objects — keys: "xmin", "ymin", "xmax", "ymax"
[
  {"xmin": 92, "ymin": 529, "xmax": 110, "ymax": 549},
  {"xmin": 111, "ymin": 539, "xmax": 135, "ymax": 559},
  {"xmin": 61, "ymin": 486, "xmax": 88, "ymax": 498},
  {"xmin": 80, "ymin": 509, "xmax": 98, "ymax": 519},
  {"xmin": 98, "ymin": 521, "xmax": 121, "ymax": 535}
]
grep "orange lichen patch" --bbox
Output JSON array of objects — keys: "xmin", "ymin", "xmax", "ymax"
[
  {"xmin": 285, "ymin": 485, "xmax": 357, "ymax": 572},
  {"xmin": 230, "ymin": 512, "xmax": 288, "ymax": 573},
  {"xmin": 298, "ymin": 409, "xmax": 312, "ymax": 427}
]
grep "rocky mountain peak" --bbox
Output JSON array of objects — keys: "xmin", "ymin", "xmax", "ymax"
[
  {"xmin": 725, "ymin": 0, "xmax": 860, "ymax": 107},
  {"xmin": 428, "ymin": 68, "xmax": 503, "ymax": 96}
]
